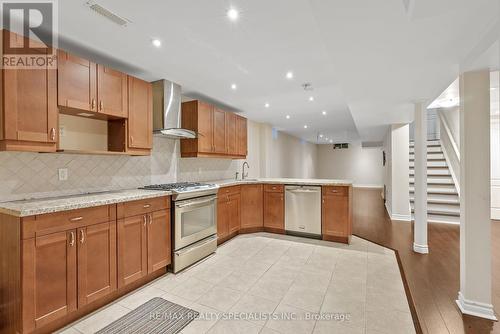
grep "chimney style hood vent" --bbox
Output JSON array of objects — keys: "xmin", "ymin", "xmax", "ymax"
[{"xmin": 152, "ymin": 79, "xmax": 196, "ymax": 139}]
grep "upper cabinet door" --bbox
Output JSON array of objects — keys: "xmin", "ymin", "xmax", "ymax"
[
  {"xmin": 197, "ymin": 101, "xmax": 214, "ymax": 153},
  {"xmin": 97, "ymin": 65, "xmax": 127, "ymax": 118},
  {"xmin": 77, "ymin": 221, "xmax": 117, "ymax": 307},
  {"xmin": 225, "ymin": 112, "xmax": 237, "ymax": 155},
  {"xmin": 127, "ymin": 76, "xmax": 152, "ymax": 150},
  {"xmin": 236, "ymin": 116, "xmax": 248, "ymax": 157},
  {"xmin": 213, "ymin": 108, "xmax": 226, "ymax": 154},
  {"xmin": 57, "ymin": 50, "xmax": 97, "ymax": 112}
]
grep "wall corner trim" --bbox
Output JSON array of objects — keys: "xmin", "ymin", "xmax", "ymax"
[{"xmin": 456, "ymin": 292, "xmax": 498, "ymax": 321}]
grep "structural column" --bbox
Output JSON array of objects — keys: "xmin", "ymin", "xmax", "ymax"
[
  {"xmin": 456, "ymin": 69, "xmax": 496, "ymax": 320},
  {"xmin": 413, "ymin": 102, "xmax": 429, "ymax": 254}
]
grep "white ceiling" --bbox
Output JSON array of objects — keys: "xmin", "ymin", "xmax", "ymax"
[{"xmin": 56, "ymin": 0, "xmax": 499, "ymax": 142}]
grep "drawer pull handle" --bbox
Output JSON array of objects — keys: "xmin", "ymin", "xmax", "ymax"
[
  {"xmin": 143, "ymin": 204, "xmax": 151, "ymax": 208},
  {"xmin": 331, "ymin": 190, "xmax": 338, "ymax": 193},
  {"xmin": 70, "ymin": 216, "xmax": 83, "ymax": 222}
]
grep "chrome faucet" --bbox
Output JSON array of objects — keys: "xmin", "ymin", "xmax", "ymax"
[{"xmin": 242, "ymin": 162, "xmax": 250, "ymax": 180}]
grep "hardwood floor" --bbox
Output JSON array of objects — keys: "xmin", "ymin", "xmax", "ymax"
[{"xmin": 353, "ymin": 188, "xmax": 500, "ymax": 334}]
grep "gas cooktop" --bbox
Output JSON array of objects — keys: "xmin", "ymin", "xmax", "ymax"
[{"xmin": 140, "ymin": 182, "xmax": 219, "ymax": 200}]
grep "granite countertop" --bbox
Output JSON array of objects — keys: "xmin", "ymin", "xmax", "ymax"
[
  {"xmin": 0, "ymin": 178, "xmax": 352, "ymax": 217},
  {"xmin": 212, "ymin": 178, "xmax": 353, "ymax": 187},
  {"xmin": 0, "ymin": 189, "xmax": 172, "ymax": 217}
]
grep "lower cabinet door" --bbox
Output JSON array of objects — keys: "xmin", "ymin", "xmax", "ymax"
[
  {"xmin": 264, "ymin": 192, "xmax": 284, "ymax": 229},
  {"xmin": 77, "ymin": 221, "xmax": 117, "ymax": 306},
  {"xmin": 147, "ymin": 210, "xmax": 171, "ymax": 273},
  {"xmin": 22, "ymin": 230, "xmax": 77, "ymax": 332},
  {"xmin": 241, "ymin": 185, "xmax": 263, "ymax": 228},
  {"xmin": 227, "ymin": 193, "xmax": 241, "ymax": 234},
  {"xmin": 117, "ymin": 215, "xmax": 148, "ymax": 288},
  {"xmin": 217, "ymin": 198, "xmax": 229, "ymax": 239},
  {"xmin": 322, "ymin": 194, "xmax": 349, "ymax": 237}
]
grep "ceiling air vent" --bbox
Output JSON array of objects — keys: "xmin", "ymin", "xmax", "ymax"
[
  {"xmin": 332, "ymin": 143, "xmax": 349, "ymax": 150},
  {"xmin": 85, "ymin": 1, "xmax": 132, "ymax": 27}
]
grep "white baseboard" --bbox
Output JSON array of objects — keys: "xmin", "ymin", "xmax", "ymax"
[
  {"xmin": 385, "ymin": 203, "xmax": 411, "ymax": 222},
  {"xmin": 456, "ymin": 292, "xmax": 498, "ymax": 320},
  {"xmin": 492, "ymin": 208, "xmax": 500, "ymax": 221},
  {"xmin": 413, "ymin": 242, "xmax": 429, "ymax": 254}
]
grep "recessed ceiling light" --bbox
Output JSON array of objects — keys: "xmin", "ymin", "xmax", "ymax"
[
  {"xmin": 227, "ymin": 8, "xmax": 239, "ymax": 21},
  {"xmin": 286, "ymin": 115, "xmax": 290, "ymax": 119},
  {"xmin": 264, "ymin": 103, "xmax": 270, "ymax": 108},
  {"xmin": 325, "ymin": 137, "xmax": 329, "ymax": 141},
  {"xmin": 231, "ymin": 83, "xmax": 237, "ymax": 90},
  {"xmin": 319, "ymin": 134, "xmax": 323, "ymax": 138},
  {"xmin": 329, "ymin": 139, "xmax": 333, "ymax": 143},
  {"xmin": 286, "ymin": 71, "xmax": 294, "ymax": 80},
  {"xmin": 304, "ymin": 125, "xmax": 308, "ymax": 129},
  {"xmin": 322, "ymin": 110, "xmax": 327, "ymax": 115},
  {"xmin": 152, "ymin": 39, "xmax": 161, "ymax": 47},
  {"xmin": 309, "ymin": 96, "xmax": 314, "ymax": 102}
]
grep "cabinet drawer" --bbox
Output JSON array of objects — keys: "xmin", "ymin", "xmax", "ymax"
[
  {"xmin": 23, "ymin": 205, "xmax": 113, "ymax": 238},
  {"xmin": 264, "ymin": 184, "xmax": 284, "ymax": 193},
  {"xmin": 322, "ymin": 186, "xmax": 348, "ymax": 196},
  {"xmin": 219, "ymin": 185, "xmax": 241, "ymax": 196},
  {"xmin": 119, "ymin": 196, "xmax": 170, "ymax": 218}
]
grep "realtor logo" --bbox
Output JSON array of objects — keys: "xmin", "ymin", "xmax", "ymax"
[{"xmin": 1, "ymin": 0, "xmax": 58, "ymax": 69}]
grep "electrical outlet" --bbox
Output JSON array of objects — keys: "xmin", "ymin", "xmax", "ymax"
[
  {"xmin": 58, "ymin": 168, "xmax": 68, "ymax": 181},
  {"xmin": 59, "ymin": 126, "xmax": 65, "ymax": 137}
]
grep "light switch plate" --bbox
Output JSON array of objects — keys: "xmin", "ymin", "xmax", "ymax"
[{"xmin": 58, "ymin": 168, "xmax": 68, "ymax": 181}]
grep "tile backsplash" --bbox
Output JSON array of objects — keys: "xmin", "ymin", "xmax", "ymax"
[{"xmin": 0, "ymin": 137, "xmax": 241, "ymax": 202}]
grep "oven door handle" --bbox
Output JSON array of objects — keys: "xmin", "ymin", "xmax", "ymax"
[{"xmin": 175, "ymin": 197, "xmax": 216, "ymax": 208}]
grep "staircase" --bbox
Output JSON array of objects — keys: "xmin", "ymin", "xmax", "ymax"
[{"xmin": 409, "ymin": 139, "xmax": 460, "ymax": 224}]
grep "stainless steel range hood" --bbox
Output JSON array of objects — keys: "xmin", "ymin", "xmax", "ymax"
[{"xmin": 152, "ymin": 79, "xmax": 196, "ymax": 139}]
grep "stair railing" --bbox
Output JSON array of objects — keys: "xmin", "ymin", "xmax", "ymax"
[{"xmin": 437, "ymin": 111, "xmax": 460, "ymax": 195}]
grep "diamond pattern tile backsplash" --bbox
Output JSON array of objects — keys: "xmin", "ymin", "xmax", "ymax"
[{"xmin": 0, "ymin": 137, "xmax": 241, "ymax": 202}]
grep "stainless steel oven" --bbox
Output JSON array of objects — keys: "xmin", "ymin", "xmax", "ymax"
[{"xmin": 174, "ymin": 195, "xmax": 217, "ymax": 250}]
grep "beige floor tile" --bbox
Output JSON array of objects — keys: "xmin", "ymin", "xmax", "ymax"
[
  {"xmin": 366, "ymin": 285, "xmax": 411, "ymax": 313},
  {"xmin": 117, "ymin": 285, "xmax": 165, "ymax": 309},
  {"xmin": 54, "ymin": 327, "xmax": 82, "ymax": 334},
  {"xmin": 216, "ymin": 270, "xmax": 261, "ymax": 292},
  {"xmin": 207, "ymin": 319, "xmax": 262, "ymax": 334},
  {"xmin": 160, "ymin": 292, "xmax": 194, "ymax": 309},
  {"xmin": 294, "ymin": 269, "xmax": 332, "ymax": 292},
  {"xmin": 197, "ymin": 286, "xmax": 243, "ymax": 311},
  {"xmin": 73, "ymin": 303, "xmax": 130, "ymax": 333},
  {"xmin": 153, "ymin": 272, "xmax": 193, "ymax": 292},
  {"xmin": 230, "ymin": 293, "xmax": 279, "ymax": 326},
  {"xmin": 313, "ymin": 320, "xmax": 365, "ymax": 334},
  {"xmin": 180, "ymin": 303, "xmax": 221, "ymax": 334},
  {"xmin": 248, "ymin": 276, "xmax": 294, "ymax": 302},
  {"xmin": 366, "ymin": 308, "xmax": 415, "ymax": 334},
  {"xmin": 170, "ymin": 277, "xmax": 214, "ymax": 301},
  {"xmin": 265, "ymin": 303, "xmax": 316, "ymax": 334},
  {"xmin": 259, "ymin": 327, "xmax": 281, "ymax": 334},
  {"xmin": 321, "ymin": 291, "xmax": 365, "ymax": 329},
  {"xmin": 281, "ymin": 285, "xmax": 326, "ymax": 313}
]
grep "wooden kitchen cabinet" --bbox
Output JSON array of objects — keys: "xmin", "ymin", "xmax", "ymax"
[
  {"xmin": 1, "ymin": 31, "xmax": 57, "ymax": 152},
  {"xmin": 117, "ymin": 197, "xmax": 171, "ymax": 287},
  {"xmin": 322, "ymin": 186, "xmax": 352, "ymax": 244},
  {"xmin": 236, "ymin": 115, "xmax": 248, "ymax": 157},
  {"xmin": 77, "ymin": 221, "xmax": 117, "ymax": 307},
  {"xmin": 127, "ymin": 76, "xmax": 152, "ymax": 154},
  {"xmin": 240, "ymin": 184, "xmax": 263, "ymax": 229},
  {"xmin": 181, "ymin": 100, "xmax": 247, "ymax": 158},
  {"xmin": 21, "ymin": 230, "xmax": 77, "ymax": 332},
  {"xmin": 217, "ymin": 187, "xmax": 241, "ymax": 243},
  {"xmin": 264, "ymin": 186, "xmax": 285, "ymax": 232},
  {"xmin": 225, "ymin": 111, "xmax": 237, "ymax": 155},
  {"xmin": 97, "ymin": 65, "xmax": 128, "ymax": 118},
  {"xmin": 57, "ymin": 50, "xmax": 97, "ymax": 113}
]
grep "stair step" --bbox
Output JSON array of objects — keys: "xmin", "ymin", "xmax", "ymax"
[
  {"xmin": 410, "ymin": 186, "xmax": 458, "ymax": 195},
  {"xmin": 409, "ymin": 139, "xmax": 441, "ymax": 148},
  {"xmin": 411, "ymin": 203, "xmax": 460, "ymax": 216},
  {"xmin": 409, "ymin": 169, "xmax": 451, "ymax": 176},
  {"xmin": 410, "ymin": 146, "xmax": 442, "ymax": 153},
  {"xmin": 410, "ymin": 196, "xmax": 460, "ymax": 205},
  {"xmin": 409, "ymin": 153, "xmax": 445, "ymax": 160},
  {"xmin": 409, "ymin": 160, "xmax": 447, "ymax": 168},
  {"xmin": 409, "ymin": 177, "xmax": 454, "ymax": 185}
]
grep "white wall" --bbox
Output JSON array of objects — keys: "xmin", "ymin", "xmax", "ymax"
[
  {"xmin": 383, "ymin": 124, "xmax": 411, "ymax": 221},
  {"xmin": 316, "ymin": 142, "xmax": 383, "ymax": 187}
]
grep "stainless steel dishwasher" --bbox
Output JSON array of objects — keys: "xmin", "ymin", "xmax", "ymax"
[{"xmin": 285, "ymin": 185, "xmax": 322, "ymax": 237}]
